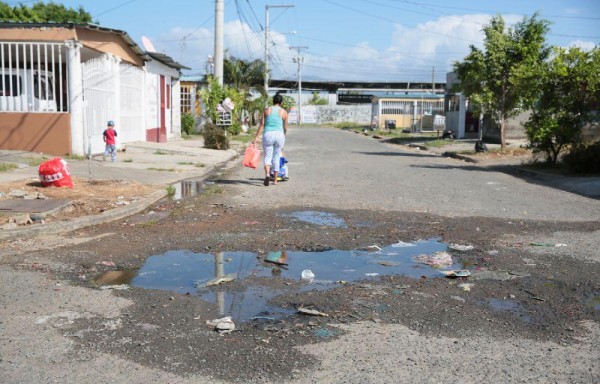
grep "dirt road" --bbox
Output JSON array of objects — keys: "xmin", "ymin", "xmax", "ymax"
[{"xmin": 1, "ymin": 127, "xmax": 598, "ymax": 383}]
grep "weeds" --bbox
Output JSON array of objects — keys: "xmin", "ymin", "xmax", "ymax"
[
  {"xmin": 148, "ymin": 167, "xmax": 177, "ymax": 172},
  {"xmin": 166, "ymin": 185, "xmax": 176, "ymax": 198},
  {"xmin": 154, "ymin": 150, "xmax": 168, "ymax": 155},
  {"xmin": 0, "ymin": 163, "xmax": 17, "ymax": 172},
  {"xmin": 202, "ymin": 185, "xmax": 223, "ymax": 195},
  {"xmin": 123, "ymin": 159, "xmax": 133, "ymax": 163},
  {"xmin": 64, "ymin": 154, "xmax": 86, "ymax": 161}
]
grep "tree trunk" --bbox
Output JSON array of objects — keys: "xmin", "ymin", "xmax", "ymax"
[{"xmin": 500, "ymin": 119, "xmax": 506, "ymax": 151}]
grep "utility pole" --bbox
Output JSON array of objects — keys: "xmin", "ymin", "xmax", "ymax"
[
  {"xmin": 264, "ymin": 4, "xmax": 294, "ymax": 98},
  {"xmin": 214, "ymin": 0, "xmax": 224, "ymax": 85},
  {"xmin": 290, "ymin": 46, "xmax": 308, "ymax": 125}
]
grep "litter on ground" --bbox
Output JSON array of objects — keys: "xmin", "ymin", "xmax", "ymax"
[
  {"xmin": 413, "ymin": 251, "xmax": 453, "ymax": 267},
  {"xmin": 440, "ymin": 270, "xmax": 471, "ymax": 278},
  {"xmin": 206, "ymin": 316, "xmax": 235, "ymax": 334},
  {"xmin": 297, "ymin": 307, "xmax": 329, "ymax": 317},
  {"xmin": 391, "ymin": 241, "xmax": 416, "ymax": 248},
  {"xmin": 449, "ymin": 244, "xmax": 474, "ymax": 251}
]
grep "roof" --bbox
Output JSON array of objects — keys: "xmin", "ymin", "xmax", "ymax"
[
  {"xmin": 0, "ymin": 22, "xmax": 150, "ymax": 63},
  {"xmin": 146, "ymin": 51, "xmax": 190, "ymax": 71}
]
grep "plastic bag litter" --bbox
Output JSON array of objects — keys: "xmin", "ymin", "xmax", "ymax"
[
  {"xmin": 206, "ymin": 316, "xmax": 235, "ymax": 334},
  {"xmin": 301, "ymin": 269, "xmax": 315, "ymax": 281},
  {"xmin": 391, "ymin": 241, "xmax": 416, "ymax": 248},
  {"xmin": 440, "ymin": 270, "xmax": 471, "ymax": 278},
  {"xmin": 297, "ymin": 307, "xmax": 329, "ymax": 317},
  {"xmin": 38, "ymin": 158, "xmax": 73, "ymax": 188},
  {"xmin": 449, "ymin": 244, "xmax": 474, "ymax": 251},
  {"xmin": 413, "ymin": 251, "xmax": 453, "ymax": 267},
  {"xmin": 458, "ymin": 283, "xmax": 474, "ymax": 291}
]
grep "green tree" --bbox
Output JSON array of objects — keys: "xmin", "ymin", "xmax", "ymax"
[
  {"xmin": 525, "ymin": 46, "xmax": 600, "ymax": 164},
  {"xmin": 453, "ymin": 14, "xmax": 550, "ymax": 150},
  {"xmin": 0, "ymin": 1, "xmax": 92, "ymax": 23},
  {"xmin": 308, "ymin": 91, "xmax": 328, "ymax": 105}
]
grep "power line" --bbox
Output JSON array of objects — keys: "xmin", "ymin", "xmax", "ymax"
[{"xmin": 94, "ymin": 0, "xmax": 138, "ymax": 18}]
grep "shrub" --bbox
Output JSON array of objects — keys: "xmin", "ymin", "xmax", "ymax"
[
  {"xmin": 181, "ymin": 113, "xmax": 194, "ymax": 135},
  {"xmin": 202, "ymin": 122, "xmax": 229, "ymax": 150},
  {"xmin": 228, "ymin": 122, "xmax": 242, "ymax": 136},
  {"xmin": 562, "ymin": 141, "xmax": 600, "ymax": 174}
]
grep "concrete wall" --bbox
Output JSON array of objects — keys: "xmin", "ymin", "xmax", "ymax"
[
  {"xmin": 314, "ymin": 104, "xmax": 371, "ymax": 125},
  {"xmin": 483, "ymin": 110, "xmax": 530, "ymax": 142},
  {"xmin": 0, "ymin": 112, "xmax": 71, "ymax": 155}
]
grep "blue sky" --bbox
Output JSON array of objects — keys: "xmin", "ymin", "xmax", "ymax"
[{"xmin": 11, "ymin": 0, "xmax": 600, "ymax": 82}]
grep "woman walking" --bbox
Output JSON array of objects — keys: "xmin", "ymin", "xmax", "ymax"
[{"xmin": 253, "ymin": 94, "xmax": 288, "ymax": 186}]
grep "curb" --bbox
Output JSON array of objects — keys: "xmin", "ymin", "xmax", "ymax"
[
  {"xmin": 441, "ymin": 151, "xmax": 479, "ymax": 163},
  {"xmin": 0, "ymin": 189, "xmax": 167, "ymax": 241}
]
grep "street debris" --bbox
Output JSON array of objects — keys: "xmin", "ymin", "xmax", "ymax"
[
  {"xmin": 361, "ymin": 244, "xmax": 382, "ymax": 252},
  {"xmin": 297, "ymin": 307, "xmax": 329, "ymax": 317},
  {"xmin": 206, "ymin": 316, "xmax": 235, "ymax": 334},
  {"xmin": 391, "ymin": 241, "xmax": 416, "ymax": 248},
  {"xmin": 301, "ymin": 269, "xmax": 315, "ymax": 281},
  {"xmin": 449, "ymin": 244, "xmax": 474, "ymax": 251},
  {"xmin": 377, "ymin": 261, "xmax": 400, "ymax": 267},
  {"xmin": 440, "ymin": 269, "xmax": 471, "ymax": 278},
  {"xmin": 264, "ymin": 251, "xmax": 288, "ymax": 265},
  {"xmin": 458, "ymin": 283, "xmax": 474, "ymax": 291},
  {"xmin": 530, "ymin": 242, "xmax": 567, "ymax": 247},
  {"xmin": 205, "ymin": 273, "xmax": 237, "ymax": 287},
  {"xmin": 314, "ymin": 328, "xmax": 337, "ymax": 338},
  {"xmin": 97, "ymin": 261, "xmax": 116, "ymax": 267},
  {"xmin": 7, "ymin": 189, "xmax": 47, "ymax": 200},
  {"xmin": 413, "ymin": 251, "xmax": 453, "ymax": 267}
]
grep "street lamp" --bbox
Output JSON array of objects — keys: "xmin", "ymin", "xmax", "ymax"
[{"xmin": 264, "ymin": 4, "xmax": 294, "ymax": 98}]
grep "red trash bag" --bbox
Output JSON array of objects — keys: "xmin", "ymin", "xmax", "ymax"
[
  {"xmin": 242, "ymin": 144, "xmax": 260, "ymax": 169},
  {"xmin": 38, "ymin": 157, "xmax": 74, "ymax": 188}
]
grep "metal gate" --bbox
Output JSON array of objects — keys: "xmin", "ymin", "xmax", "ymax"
[
  {"xmin": 120, "ymin": 63, "xmax": 144, "ymax": 143},
  {"xmin": 82, "ymin": 56, "xmax": 117, "ymax": 155}
]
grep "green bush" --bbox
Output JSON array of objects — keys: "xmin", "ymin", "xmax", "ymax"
[
  {"xmin": 181, "ymin": 113, "xmax": 194, "ymax": 135},
  {"xmin": 228, "ymin": 122, "xmax": 242, "ymax": 136},
  {"xmin": 202, "ymin": 122, "xmax": 229, "ymax": 150},
  {"xmin": 563, "ymin": 141, "xmax": 600, "ymax": 174}
]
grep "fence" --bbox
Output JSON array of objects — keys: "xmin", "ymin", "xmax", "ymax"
[{"xmin": 0, "ymin": 41, "xmax": 67, "ymax": 112}]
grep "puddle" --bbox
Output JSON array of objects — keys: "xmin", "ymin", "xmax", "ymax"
[
  {"xmin": 94, "ymin": 270, "xmax": 137, "ymax": 285},
  {"xmin": 281, "ymin": 211, "xmax": 347, "ymax": 228},
  {"xmin": 95, "ymin": 239, "xmax": 463, "ymax": 322},
  {"xmin": 485, "ymin": 298, "xmax": 533, "ymax": 323},
  {"xmin": 171, "ymin": 179, "xmax": 204, "ymax": 200}
]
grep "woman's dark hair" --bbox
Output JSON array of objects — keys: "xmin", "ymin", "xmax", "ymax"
[{"xmin": 273, "ymin": 94, "xmax": 283, "ymax": 105}]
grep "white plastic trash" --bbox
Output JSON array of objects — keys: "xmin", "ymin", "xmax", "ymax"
[{"xmin": 301, "ymin": 269, "xmax": 315, "ymax": 280}]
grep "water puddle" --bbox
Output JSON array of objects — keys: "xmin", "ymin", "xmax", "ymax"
[
  {"xmin": 171, "ymin": 179, "xmax": 204, "ymax": 200},
  {"xmin": 95, "ymin": 239, "xmax": 463, "ymax": 322},
  {"xmin": 485, "ymin": 298, "xmax": 533, "ymax": 323},
  {"xmin": 281, "ymin": 211, "xmax": 347, "ymax": 228}
]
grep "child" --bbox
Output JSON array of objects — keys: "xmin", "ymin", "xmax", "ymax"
[
  {"xmin": 270, "ymin": 150, "xmax": 289, "ymax": 182},
  {"xmin": 103, "ymin": 120, "xmax": 118, "ymax": 162}
]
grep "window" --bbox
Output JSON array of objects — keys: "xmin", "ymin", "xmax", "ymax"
[
  {"xmin": 0, "ymin": 75, "xmax": 22, "ymax": 96},
  {"xmin": 33, "ymin": 74, "xmax": 54, "ymax": 100}
]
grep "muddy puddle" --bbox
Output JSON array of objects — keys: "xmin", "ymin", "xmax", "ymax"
[
  {"xmin": 280, "ymin": 211, "xmax": 348, "ymax": 228},
  {"xmin": 95, "ymin": 239, "xmax": 467, "ymax": 322},
  {"xmin": 171, "ymin": 179, "xmax": 204, "ymax": 200}
]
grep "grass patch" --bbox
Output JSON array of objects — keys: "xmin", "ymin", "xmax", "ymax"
[
  {"xmin": 123, "ymin": 158, "xmax": 133, "ymax": 163},
  {"xmin": 166, "ymin": 185, "xmax": 176, "ymax": 198},
  {"xmin": 147, "ymin": 167, "xmax": 177, "ymax": 172},
  {"xmin": 23, "ymin": 156, "xmax": 50, "ymax": 167},
  {"xmin": 230, "ymin": 133, "xmax": 255, "ymax": 145},
  {"xmin": 195, "ymin": 162, "xmax": 206, "ymax": 168},
  {"xmin": 64, "ymin": 154, "xmax": 86, "ymax": 161},
  {"xmin": 154, "ymin": 150, "xmax": 169, "ymax": 155},
  {"xmin": 177, "ymin": 161, "xmax": 194, "ymax": 165},
  {"xmin": 422, "ymin": 139, "xmax": 455, "ymax": 148},
  {"xmin": 0, "ymin": 162, "xmax": 18, "ymax": 172},
  {"xmin": 138, "ymin": 219, "xmax": 158, "ymax": 228},
  {"xmin": 333, "ymin": 122, "xmax": 368, "ymax": 130}
]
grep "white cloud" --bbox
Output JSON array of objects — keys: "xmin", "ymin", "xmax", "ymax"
[{"xmin": 568, "ymin": 40, "xmax": 597, "ymax": 51}]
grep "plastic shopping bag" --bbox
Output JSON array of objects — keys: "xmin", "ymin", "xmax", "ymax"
[
  {"xmin": 38, "ymin": 157, "xmax": 74, "ymax": 188},
  {"xmin": 242, "ymin": 144, "xmax": 260, "ymax": 169}
]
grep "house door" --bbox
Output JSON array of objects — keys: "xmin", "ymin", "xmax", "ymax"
[{"xmin": 159, "ymin": 75, "xmax": 167, "ymax": 142}]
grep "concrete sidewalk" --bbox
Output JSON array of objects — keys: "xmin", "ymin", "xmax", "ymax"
[{"xmin": 0, "ymin": 137, "xmax": 244, "ymax": 240}]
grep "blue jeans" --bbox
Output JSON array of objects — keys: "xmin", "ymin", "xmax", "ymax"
[
  {"xmin": 104, "ymin": 144, "xmax": 116, "ymax": 161},
  {"xmin": 262, "ymin": 131, "xmax": 285, "ymax": 172}
]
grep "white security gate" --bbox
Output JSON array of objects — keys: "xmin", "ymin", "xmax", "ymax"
[
  {"xmin": 119, "ymin": 63, "xmax": 145, "ymax": 143},
  {"xmin": 82, "ymin": 55, "xmax": 117, "ymax": 155}
]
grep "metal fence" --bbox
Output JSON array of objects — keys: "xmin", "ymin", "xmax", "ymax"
[{"xmin": 0, "ymin": 41, "xmax": 67, "ymax": 112}]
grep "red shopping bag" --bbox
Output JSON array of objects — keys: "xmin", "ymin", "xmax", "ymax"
[
  {"xmin": 38, "ymin": 157, "xmax": 74, "ymax": 188},
  {"xmin": 242, "ymin": 144, "xmax": 260, "ymax": 169}
]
